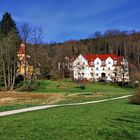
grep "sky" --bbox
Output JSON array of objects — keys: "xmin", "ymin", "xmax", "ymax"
[{"xmin": 0, "ymin": 0, "xmax": 140, "ymax": 43}]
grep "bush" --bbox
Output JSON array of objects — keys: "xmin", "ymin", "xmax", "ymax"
[
  {"xmin": 126, "ymin": 82, "xmax": 139, "ymax": 89},
  {"xmin": 15, "ymin": 75, "xmax": 24, "ymax": 84},
  {"xmin": 130, "ymin": 87, "xmax": 140, "ymax": 105},
  {"xmin": 17, "ymin": 81, "xmax": 39, "ymax": 92},
  {"xmin": 80, "ymin": 85, "xmax": 85, "ymax": 90},
  {"xmin": 117, "ymin": 82, "xmax": 129, "ymax": 87},
  {"xmin": 19, "ymin": 85, "xmax": 36, "ymax": 91},
  {"xmin": 130, "ymin": 72, "xmax": 140, "ymax": 86},
  {"xmin": 98, "ymin": 79, "xmax": 107, "ymax": 82}
]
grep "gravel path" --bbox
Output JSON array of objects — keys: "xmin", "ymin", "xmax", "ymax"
[{"xmin": 0, "ymin": 95, "xmax": 132, "ymax": 117}]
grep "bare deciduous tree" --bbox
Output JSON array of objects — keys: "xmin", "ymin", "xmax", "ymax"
[
  {"xmin": 0, "ymin": 30, "xmax": 20, "ymax": 90},
  {"xmin": 20, "ymin": 23, "xmax": 32, "ymax": 87},
  {"xmin": 27, "ymin": 26, "xmax": 43, "ymax": 87}
]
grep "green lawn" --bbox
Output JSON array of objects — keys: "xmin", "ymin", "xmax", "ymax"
[
  {"xmin": 29, "ymin": 80, "xmax": 134, "ymax": 104},
  {"xmin": 0, "ymin": 80, "xmax": 134, "ymax": 112},
  {"xmin": 0, "ymin": 104, "xmax": 35, "ymax": 112},
  {"xmin": 0, "ymin": 99, "xmax": 139, "ymax": 140},
  {"xmin": 29, "ymin": 80, "xmax": 133, "ymax": 95}
]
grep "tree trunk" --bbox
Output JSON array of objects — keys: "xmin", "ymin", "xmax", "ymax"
[{"xmin": 3, "ymin": 61, "xmax": 7, "ymax": 90}]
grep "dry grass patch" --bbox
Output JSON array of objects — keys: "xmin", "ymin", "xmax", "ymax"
[
  {"xmin": 66, "ymin": 92, "xmax": 104, "ymax": 99},
  {"xmin": 0, "ymin": 92, "xmax": 64, "ymax": 106}
]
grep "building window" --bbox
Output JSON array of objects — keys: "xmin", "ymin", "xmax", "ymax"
[
  {"xmin": 108, "ymin": 74, "xmax": 110, "ymax": 76},
  {"xmin": 114, "ymin": 60, "xmax": 117, "ymax": 65},
  {"xmin": 96, "ymin": 67, "xmax": 98, "ymax": 70},
  {"xmin": 91, "ymin": 68, "xmax": 93, "ymax": 71},
  {"xmin": 108, "ymin": 61, "xmax": 111, "ymax": 64},
  {"xmin": 82, "ymin": 73, "xmax": 84, "ymax": 76},
  {"xmin": 82, "ymin": 66, "xmax": 85, "ymax": 70},
  {"xmin": 77, "ymin": 62, "xmax": 80, "ymax": 65},
  {"xmin": 90, "ymin": 73, "xmax": 93, "ymax": 76},
  {"xmin": 96, "ymin": 73, "xmax": 98, "ymax": 76},
  {"xmin": 97, "ymin": 62, "xmax": 99, "ymax": 65},
  {"xmin": 69, "ymin": 62, "xmax": 72, "ymax": 66},
  {"xmin": 103, "ymin": 68, "xmax": 105, "ymax": 71},
  {"xmin": 108, "ymin": 67, "xmax": 110, "ymax": 70},
  {"xmin": 83, "ymin": 62, "xmax": 85, "ymax": 65},
  {"xmin": 90, "ymin": 61, "xmax": 94, "ymax": 66},
  {"xmin": 102, "ymin": 61, "xmax": 106, "ymax": 65}
]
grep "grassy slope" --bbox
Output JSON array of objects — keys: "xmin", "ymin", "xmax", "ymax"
[
  {"xmin": 0, "ymin": 99, "xmax": 139, "ymax": 140},
  {"xmin": 31, "ymin": 80, "xmax": 134, "ymax": 104},
  {"xmin": 0, "ymin": 80, "xmax": 134, "ymax": 112},
  {"xmin": 0, "ymin": 104, "xmax": 35, "ymax": 112},
  {"xmin": 31, "ymin": 80, "xmax": 133, "ymax": 95}
]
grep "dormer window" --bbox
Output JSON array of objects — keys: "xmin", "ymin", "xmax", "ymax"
[
  {"xmin": 102, "ymin": 61, "xmax": 106, "ymax": 65},
  {"xmin": 97, "ymin": 62, "xmax": 99, "ymax": 65},
  {"xmin": 90, "ymin": 61, "xmax": 94, "ymax": 66},
  {"xmin": 108, "ymin": 61, "xmax": 111, "ymax": 64}
]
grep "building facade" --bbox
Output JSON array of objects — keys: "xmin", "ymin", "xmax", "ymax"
[
  {"xmin": 73, "ymin": 54, "xmax": 129, "ymax": 82},
  {"xmin": 17, "ymin": 43, "xmax": 40, "ymax": 79}
]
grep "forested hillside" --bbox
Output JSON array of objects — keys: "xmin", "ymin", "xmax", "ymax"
[{"xmin": 33, "ymin": 30, "xmax": 140, "ymax": 80}]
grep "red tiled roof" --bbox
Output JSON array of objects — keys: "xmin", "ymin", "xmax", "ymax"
[
  {"xmin": 83, "ymin": 54, "xmax": 123, "ymax": 67},
  {"xmin": 83, "ymin": 54, "xmax": 123, "ymax": 61}
]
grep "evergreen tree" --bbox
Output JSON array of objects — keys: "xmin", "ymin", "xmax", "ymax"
[{"xmin": 0, "ymin": 12, "xmax": 19, "ymax": 38}]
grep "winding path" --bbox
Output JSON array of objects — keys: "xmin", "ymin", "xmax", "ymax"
[{"xmin": 0, "ymin": 95, "xmax": 132, "ymax": 117}]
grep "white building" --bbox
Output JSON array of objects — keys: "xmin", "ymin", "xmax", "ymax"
[{"xmin": 73, "ymin": 54, "xmax": 129, "ymax": 82}]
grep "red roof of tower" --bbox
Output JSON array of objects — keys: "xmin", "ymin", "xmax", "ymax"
[
  {"xmin": 18, "ymin": 43, "xmax": 26, "ymax": 54},
  {"xmin": 18, "ymin": 46, "xmax": 25, "ymax": 54}
]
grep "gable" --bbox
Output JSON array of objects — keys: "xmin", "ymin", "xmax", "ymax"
[
  {"xmin": 73, "ymin": 54, "xmax": 88, "ymax": 66},
  {"xmin": 94, "ymin": 57, "xmax": 101, "ymax": 65}
]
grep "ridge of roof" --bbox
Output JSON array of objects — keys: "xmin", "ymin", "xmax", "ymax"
[{"xmin": 83, "ymin": 54, "xmax": 123, "ymax": 61}]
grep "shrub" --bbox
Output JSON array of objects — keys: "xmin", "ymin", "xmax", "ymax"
[
  {"xmin": 130, "ymin": 72, "xmax": 140, "ymax": 86},
  {"xmin": 130, "ymin": 87, "xmax": 140, "ymax": 105},
  {"xmin": 17, "ymin": 81, "xmax": 39, "ymax": 92},
  {"xmin": 15, "ymin": 75, "xmax": 24, "ymax": 84},
  {"xmin": 80, "ymin": 85, "xmax": 85, "ymax": 90},
  {"xmin": 117, "ymin": 82, "xmax": 129, "ymax": 87}
]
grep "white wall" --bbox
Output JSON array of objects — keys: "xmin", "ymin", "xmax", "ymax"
[
  {"xmin": 73, "ymin": 55, "xmax": 89, "ymax": 79},
  {"xmin": 73, "ymin": 55, "xmax": 129, "ymax": 82}
]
